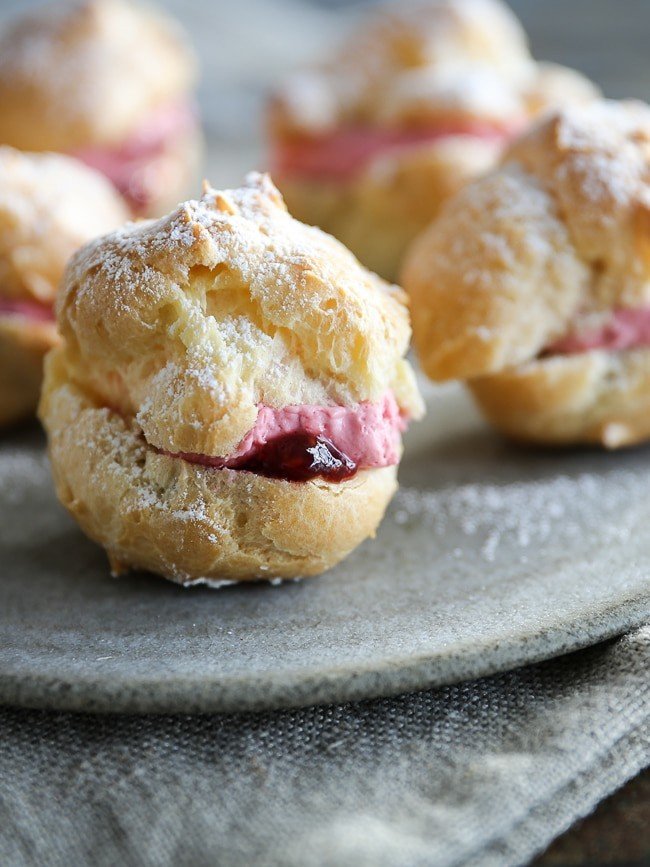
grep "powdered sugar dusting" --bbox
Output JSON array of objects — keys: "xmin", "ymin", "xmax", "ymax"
[
  {"xmin": 63, "ymin": 169, "xmax": 419, "ymax": 438},
  {"xmin": 378, "ymin": 64, "xmax": 525, "ymax": 125},
  {"xmin": 272, "ymin": 0, "xmax": 595, "ymax": 135},
  {"xmin": 0, "ymin": 0, "xmax": 194, "ymax": 140},
  {"xmin": 391, "ymin": 469, "xmax": 641, "ymax": 565},
  {"xmin": 75, "ymin": 172, "xmax": 373, "ymax": 301},
  {"xmin": 0, "ymin": 146, "xmax": 127, "ymax": 303},
  {"xmin": 182, "ymin": 577, "xmax": 238, "ymax": 590},
  {"xmin": 439, "ymin": 164, "xmax": 581, "ymax": 296},
  {"xmin": 553, "ymin": 101, "xmax": 650, "ymax": 215}
]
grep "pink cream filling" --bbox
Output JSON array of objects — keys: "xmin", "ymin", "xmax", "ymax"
[
  {"xmin": 71, "ymin": 101, "xmax": 197, "ymax": 212},
  {"xmin": 0, "ymin": 298, "xmax": 55, "ymax": 322},
  {"xmin": 163, "ymin": 392, "xmax": 407, "ymax": 475},
  {"xmin": 273, "ymin": 120, "xmax": 520, "ymax": 182},
  {"xmin": 545, "ymin": 308, "xmax": 650, "ymax": 356}
]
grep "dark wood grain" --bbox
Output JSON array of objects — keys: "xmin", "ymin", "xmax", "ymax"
[{"xmin": 536, "ymin": 769, "xmax": 650, "ymax": 866}]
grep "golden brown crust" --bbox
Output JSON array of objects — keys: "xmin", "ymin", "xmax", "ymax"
[
  {"xmin": 470, "ymin": 349, "xmax": 650, "ymax": 448},
  {"xmin": 0, "ymin": 0, "xmax": 196, "ymax": 152},
  {"xmin": 504, "ymin": 102, "xmax": 650, "ymax": 310},
  {"xmin": 0, "ymin": 146, "xmax": 129, "ymax": 304},
  {"xmin": 523, "ymin": 62, "xmax": 604, "ymax": 118},
  {"xmin": 403, "ymin": 163, "xmax": 589, "ymax": 379},
  {"xmin": 55, "ymin": 173, "xmax": 423, "ymax": 459},
  {"xmin": 270, "ymin": 0, "xmax": 534, "ymax": 137},
  {"xmin": 405, "ymin": 100, "xmax": 650, "ymax": 380},
  {"xmin": 41, "ymin": 352, "xmax": 397, "ymax": 581},
  {"xmin": 403, "ymin": 99, "xmax": 650, "ymax": 447},
  {"xmin": 0, "ymin": 147, "xmax": 127, "ymax": 426},
  {"xmin": 269, "ymin": 0, "xmax": 598, "ymax": 280},
  {"xmin": 40, "ymin": 174, "xmax": 423, "ymax": 581},
  {"xmin": 344, "ymin": 0, "xmax": 533, "ymax": 89},
  {"xmin": 281, "ymin": 135, "xmax": 499, "ymax": 283}
]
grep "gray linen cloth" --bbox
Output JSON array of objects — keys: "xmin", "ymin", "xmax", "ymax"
[{"xmin": 1, "ymin": 626, "xmax": 648, "ymax": 867}]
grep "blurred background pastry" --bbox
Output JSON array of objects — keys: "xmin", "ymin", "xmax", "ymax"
[
  {"xmin": 268, "ymin": 0, "xmax": 598, "ymax": 281},
  {"xmin": 0, "ymin": 0, "xmax": 201, "ymax": 216},
  {"xmin": 403, "ymin": 99, "xmax": 650, "ymax": 448},
  {"xmin": 0, "ymin": 146, "xmax": 128, "ymax": 428}
]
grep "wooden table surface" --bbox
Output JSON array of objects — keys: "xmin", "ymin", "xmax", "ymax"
[{"xmin": 536, "ymin": 769, "xmax": 650, "ymax": 866}]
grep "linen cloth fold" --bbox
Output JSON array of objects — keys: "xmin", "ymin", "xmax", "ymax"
[{"xmin": 1, "ymin": 625, "xmax": 648, "ymax": 867}]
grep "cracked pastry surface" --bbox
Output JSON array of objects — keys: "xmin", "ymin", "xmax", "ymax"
[
  {"xmin": 39, "ymin": 173, "xmax": 424, "ymax": 583},
  {"xmin": 0, "ymin": 0, "xmax": 201, "ymax": 216},
  {"xmin": 268, "ymin": 0, "xmax": 598, "ymax": 281},
  {"xmin": 0, "ymin": 146, "xmax": 128, "ymax": 427},
  {"xmin": 403, "ymin": 100, "xmax": 650, "ymax": 447}
]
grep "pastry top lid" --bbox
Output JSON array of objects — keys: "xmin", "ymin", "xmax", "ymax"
[
  {"xmin": 57, "ymin": 173, "xmax": 424, "ymax": 457},
  {"xmin": 402, "ymin": 100, "xmax": 650, "ymax": 381},
  {"xmin": 0, "ymin": 0, "xmax": 197, "ymax": 152},
  {"xmin": 0, "ymin": 146, "xmax": 128, "ymax": 305},
  {"xmin": 270, "ymin": 0, "xmax": 598, "ymax": 137}
]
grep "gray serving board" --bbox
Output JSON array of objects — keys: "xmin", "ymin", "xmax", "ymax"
[
  {"xmin": 1, "ymin": 384, "xmax": 648, "ymax": 714},
  {"xmin": 0, "ymin": 0, "xmax": 649, "ymax": 714}
]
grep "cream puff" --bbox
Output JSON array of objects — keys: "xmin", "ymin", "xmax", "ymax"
[
  {"xmin": 39, "ymin": 173, "xmax": 424, "ymax": 583},
  {"xmin": 268, "ymin": 0, "xmax": 598, "ymax": 282},
  {"xmin": 0, "ymin": 0, "xmax": 201, "ymax": 217},
  {"xmin": 403, "ymin": 100, "xmax": 650, "ymax": 448},
  {"xmin": 0, "ymin": 146, "xmax": 128, "ymax": 428}
]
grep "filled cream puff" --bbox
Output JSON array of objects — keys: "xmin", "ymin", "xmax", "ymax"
[
  {"xmin": 0, "ymin": 146, "xmax": 128, "ymax": 428},
  {"xmin": 0, "ymin": 0, "xmax": 201, "ymax": 217},
  {"xmin": 268, "ymin": 0, "xmax": 598, "ymax": 282},
  {"xmin": 403, "ymin": 100, "xmax": 650, "ymax": 448},
  {"xmin": 39, "ymin": 173, "xmax": 424, "ymax": 583}
]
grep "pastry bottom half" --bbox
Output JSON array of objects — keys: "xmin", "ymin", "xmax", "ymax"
[
  {"xmin": 470, "ymin": 347, "xmax": 650, "ymax": 448},
  {"xmin": 277, "ymin": 136, "xmax": 497, "ymax": 282},
  {"xmin": 39, "ymin": 350, "xmax": 398, "ymax": 583},
  {"xmin": 0, "ymin": 316, "xmax": 58, "ymax": 428}
]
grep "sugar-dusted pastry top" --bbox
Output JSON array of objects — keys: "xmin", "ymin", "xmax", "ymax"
[
  {"xmin": 0, "ymin": 0, "xmax": 197, "ymax": 152},
  {"xmin": 403, "ymin": 100, "xmax": 650, "ymax": 381},
  {"xmin": 270, "ymin": 0, "xmax": 597, "ymax": 139},
  {"xmin": 0, "ymin": 146, "xmax": 129, "ymax": 308},
  {"xmin": 57, "ymin": 173, "xmax": 424, "ymax": 460}
]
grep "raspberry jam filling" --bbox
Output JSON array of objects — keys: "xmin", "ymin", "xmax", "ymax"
[
  {"xmin": 273, "ymin": 120, "xmax": 518, "ymax": 182},
  {"xmin": 160, "ymin": 393, "xmax": 407, "ymax": 483},
  {"xmin": 224, "ymin": 433, "xmax": 356, "ymax": 482},
  {"xmin": 0, "ymin": 298, "xmax": 55, "ymax": 322},
  {"xmin": 544, "ymin": 308, "xmax": 650, "ymax": 356},
  {"xmin": 72, "ymin": 101, "xmax": 197, "ymax": 213}
]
